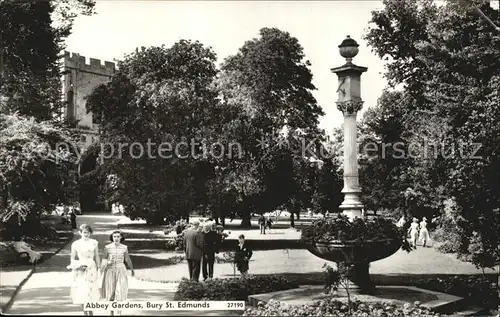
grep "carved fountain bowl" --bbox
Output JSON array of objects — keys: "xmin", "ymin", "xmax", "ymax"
[{"xmin": 306, "ymin": 238, "xmax": 401, "ymax": 263}]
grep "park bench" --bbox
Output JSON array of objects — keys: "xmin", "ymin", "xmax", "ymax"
[
  {"xmin": 11, "ymin": 244, "xmax": 30, "ymax": 263},
  {"xmin": 0, "ymin": 243, "xmax": 30, "ymax": 265}
]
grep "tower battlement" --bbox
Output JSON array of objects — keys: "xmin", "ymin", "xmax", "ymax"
[{"xmin": 64, "ymin": 51, "xmax": 115, "ymax": 75}]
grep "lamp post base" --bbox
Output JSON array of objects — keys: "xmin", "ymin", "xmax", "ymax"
[{"xmin": 340, "ymin": 191, "xmax": 364, "ymax": 220}]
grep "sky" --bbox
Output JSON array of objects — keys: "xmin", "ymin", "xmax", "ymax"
[{"xmin": 65, "ymin": 0, "xmax": 389, "ymax": 134}]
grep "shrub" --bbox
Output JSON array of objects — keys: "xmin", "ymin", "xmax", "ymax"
[
  {"xmin": 174, "ymin": 275, "xmax": 299, "ymax": 301},
  {"xmin": 165, "ymin": 233, "xmax": 184, "ymax": 251},
  {"xmin": 0, "ymin": 222, "xmax": 59, "ymax": 243},
  {"xmin": 412, "ymin": 275, "xmax": 497, "ymax": 309},
  {"xmin": 432, "ymin": 223, "xmax": 462, "ymax": 255},
  {"xmin": 164, "ymin": 255, "xmax": 184, "ymax": 265},
  {"xmin": 243, "ymin": 299, "xmax": 443, "ymax": 316}
]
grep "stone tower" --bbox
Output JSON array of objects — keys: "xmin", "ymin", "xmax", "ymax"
[{"xmin": 62, "ymin": 51, "xmax": 115, "ymax": 148}]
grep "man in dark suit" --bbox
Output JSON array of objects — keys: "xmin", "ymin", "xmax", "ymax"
[
  {"xmin": 183, "ymin": 220, "xmax": 204, "ymax": 281},
  {"xmin": 202, "ymin": 222, "xmax": 220, "ymax": 280}
]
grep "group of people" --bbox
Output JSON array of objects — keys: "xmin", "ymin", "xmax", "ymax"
[
  {"xmin": 67, "ymin": 224, "xmax": 135, "ymax": 316},
  {"xmin": 182, "ymin": 220, "xmax": 221, "ymax": 281},
  {"xmin": 398, "ymin": 216, "xmax": 432, "ymax": 248},
  {"xmin": 257, "ymin": 214, "xmax": 273, "ymax": 234},
  {"xmin": 111, "ymin": 203, "xmax": 124, "ymax": 215},
  {"xmin": 182, "ymin": 220, "xmax": 253, "ymax": 280}
]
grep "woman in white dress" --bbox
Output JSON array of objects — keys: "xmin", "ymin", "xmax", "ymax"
[
  {"xmin": 419, "ymin": 217, "xmax": 431, "ymax": 247},
  {"xmin": 408, "ymin": 218, "xmax": 420, "ymax": 248},
  {"xmin": 67, "ymin": 224, "xmax": 101, "ymax": 316}
]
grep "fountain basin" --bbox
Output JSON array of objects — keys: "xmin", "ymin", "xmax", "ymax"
[{"xmin": 306, "ymin": 238, "xmax": 401, "ymax": 263}]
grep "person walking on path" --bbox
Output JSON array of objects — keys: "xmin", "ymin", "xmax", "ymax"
[
  {"xmin": 70, "ymin": 209, "xmax": 77, "ymax": 230},
  {"xmin": 234, "ymin": 234, "xmax": 253, "ymax": 276},
  {"xmin": 183, "ymin": 220, "xmax": 204, "ymax": 281},
  {"xmin": 408, "ymin": 218, "xmax": 420, "ymax": 249},
  {"xmin": 266, "ymin": 217, "xmax": 273, "ymax": 233},
  {"xmin": 419, "ymin": 217, "xmax": 431, "ymax": 247},
  {"xmin": 100, "ymin": 230, "xmax": 135, "ymax": 316},
  {"xmin": 258, "ymin": 215, "xmax": 266, "ymax": 234},
  {"xmin": 201, "ymin": 222, "xmax": 219, "ymax": 281},
  {"xmin": 66, "ymin": 224, "xmax": 101, "ymax": 316}
]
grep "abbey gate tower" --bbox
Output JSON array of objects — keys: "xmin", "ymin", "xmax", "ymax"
[
  {"xmin": 62, "ymin": 51, "xmax": 115, "ymax": 149},
  {"xmin": 62, "ymin": 52, "xmax": 115, "ymax": 212}
]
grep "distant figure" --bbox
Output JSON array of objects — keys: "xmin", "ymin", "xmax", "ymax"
[
  {"xmin": 202, "ymin": 222, "xmax": 219, "ymax": 280},
  {"xmin": 183, "ymin": 221, "xmax": 204, "ymax": 281},
  {"xmin": 70, "ymin": 209, "xmax": 77, "ymax": 229},
  {"xmin": 408, "ymin": 218, "xmax": 420, "ymax": 248},
  {"xmin": 62, "ymin": 206, "xmax": 70, "ymax": 224},
  {"xmin": 234, "ymin": 234, "xmax": 253, "ymax": 276},
  {"xmin": 419, "ymin": 217, "xmax": 431, "ymax": 247},
  {"xmin": 175, "ymin": 221, "xmax": 183, "ymax": 235},
  {"xmin": 13, "ymin": 236, "xmax": 42, "ymax": 263},
  {"xmin": 258, "ymin": 215, "xmax": 266, "ymax": 234},
  {"xmin": 266, "ymin": 217, "xmax": 273, "ymax": 233},
  {"xmin": 396, "ymin": 215, "xmax": 405, "ymax": 228}
]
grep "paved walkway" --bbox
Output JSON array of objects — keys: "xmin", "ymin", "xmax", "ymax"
[
  {"xmin": 8, "ymin": 213, "xmax": 498, "ymax": 315},
  {"xmin": 6, "ymin": 213, "xmax": 182, "ymax": 316}
]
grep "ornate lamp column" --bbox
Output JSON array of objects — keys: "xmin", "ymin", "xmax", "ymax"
[{"xmin": 331, "ymin": 36, "xmax": 367, "ymax": 221}]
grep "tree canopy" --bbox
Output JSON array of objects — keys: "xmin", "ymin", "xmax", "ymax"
[
  {"xmin": 362, "ymin": 0, "xmax": 499, "ymax": 268},
  {"xmin": 0, "ymin": 0, "xmax": 95, "ymax": 120},
  {"xmin": 86, "ymin": 28, "xmax": 339, "ymax": 226},
  {"xmin": 0, "ymin": 0, "xmax": 94, "ymax": 236}
]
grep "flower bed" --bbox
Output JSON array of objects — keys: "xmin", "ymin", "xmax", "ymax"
[
  {"xmin": 174, "ymin": 276, "xmax": 299, "ymax": 301},
  {"xmin": 243, "ymin": 299, "xmax": 443, "ymax": 316},
  {"xmin": 301, "ymin": 214, "xmax": 407, "ymax": 246}
]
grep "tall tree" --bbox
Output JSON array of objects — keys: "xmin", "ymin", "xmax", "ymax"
[
  {"xmin": 218, "ymin": 27, "xmax": 325, "ymax": 227},
  {"xmin": 0, "ymin": 113, "xmax": 77, "ymax": 234},
  {"xmin": 86, "ymin": 41, "xmax": 229, "ymax": 224},
  {"xmin": 0, "ymin": 0, "xmax": 95, "ymax": 120},
  {"xmin": 364, "ymin": 0, "xmax": 438, "ymax": 104},
  {"xmin": 364, "ymin": 0, "xmax": 500, "ymax": 267}
]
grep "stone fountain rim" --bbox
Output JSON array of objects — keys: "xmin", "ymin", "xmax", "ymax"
[{"xmin": 312, "ymin": 238, "xmax": 399, "ymax": 244}]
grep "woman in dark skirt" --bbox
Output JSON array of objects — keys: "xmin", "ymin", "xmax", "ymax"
[{"xmin": 234, "ymin": 234, "xmax": 253, "ymax": 276}]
